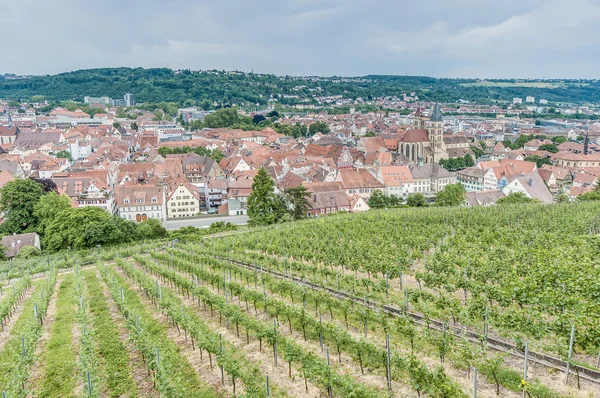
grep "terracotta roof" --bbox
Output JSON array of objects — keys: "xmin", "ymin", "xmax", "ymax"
[
  {"xmin": 379, "ymin": 166, "xmax": 413, "ymax": 186},
  {"xmin": 338, "ymin": 168, "xmax": 384, "ymax": 189},
  {"xmin": 399, "ymin": 129, "xmax": 429, "ymax": 143}
]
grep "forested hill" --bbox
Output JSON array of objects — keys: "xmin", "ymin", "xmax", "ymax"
[{"xmin": 1, "ymin": 67, "xmax": 599, "ymax": 106}]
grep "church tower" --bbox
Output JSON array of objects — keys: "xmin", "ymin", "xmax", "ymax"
[
  {"xmin": 7, "ymin": 112, "xmax": 12, "ymax": 129},
  {"xmin": 429, "ymin": 103, "xmax": 445, "ymax": 162}
]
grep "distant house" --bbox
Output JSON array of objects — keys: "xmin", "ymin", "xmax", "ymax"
[
  {"xmin": 335, "ymin": 168, "xmax": 384, "ymax": 200},
  {"xmin": 1, "ymin": 233, "xmax": 40, "ymax": 259},
  {"xmin": 502, "ymin": 172, "xmax": 553, "ymax": 204},
  {"xmin": 464, "ymin": 190, "xmax": 505, "ymax": 207},
  {"xmin": 166, "ymin": 180, "xmax": 201, "ymax": 218},
  {"xmin": 116, "ymin": 184, "xmax": 167, "ymax": 222}
]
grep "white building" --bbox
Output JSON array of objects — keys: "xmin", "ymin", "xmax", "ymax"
[
  {"xmin": 117, "ymin": 184, "xmax": 167, "ymax": 222},
  {"xmin": 166, "ymin": 181, "xmax": 201, "ymax": 218},
  {"xmin": 513, "ymin": 98, "xmax": 523, "ymax": 104},
  {"xmin": 526, "ymin": 96, "xmax": 535, "ymax": 103}
]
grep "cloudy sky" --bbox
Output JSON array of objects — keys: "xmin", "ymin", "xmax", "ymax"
[{"xmin": 3, "ymin": 0, "xmax": 600, "ymax": 78}]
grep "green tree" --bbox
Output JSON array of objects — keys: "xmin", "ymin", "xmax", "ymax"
[
  {"xmin": 406, "ymin": 193, "xmax": 427, "ymax": 207},
  {"xmin": 368, "ymin": 190, "xmax": 404, "ymax": 209},
  {"xmin": 15, "ymin": 245, "xmax": 40, "ymax": 259},
  {"xmin": 497, "ymin": 192, "xmax": 534, "ymax": 204},
  {"xmin": 524, "ymin": 155, "xmax": 551, "ymax": 168},
  {"xmin": 55, "ymin": 150, "xmax": 72, "ymax": 162},
  {"xmin": 153, "ymin": 110, "xmax": 164, "ymax": 121},
  {"xmin": 552, "ymin": 136, "xmax": 567, "ymax": 144},
  {"xmin": 464, "ymin": 154, "xmax": 475, "ymax": 167},
  {"xmin": 0, "ymin": 179, "xmax": 44, "ymax": 234},
  {"xmin": 137, "ymin": 219, "xmax": 168, "ymax": 240},
  {"xmin": 308, "ymin": 121, "xmax": 330, "ymax": 135},
  {"xmin": 112, "ymin": 121, "xmax": 121, "ymax": 129},
  {"xmin": 247, "ymin": 168, "xmax": 287, "ymax": 226},
  {"xmin": 538, "ymin": 143, "xmax": 559, "ymax": 153},
  {"xmin": 34, "ymin": 192, "xmax": 72, "ymax": 237},
  {"xmin": 131, "ymin": 122, "xmax": 138, "ymax": 131},
  {"xmin": 200, "ymin": 99, "xmax": 213, "ymax": 111},
  {"xmin": 284, "ymin": 185, "xmax": 310, "ymax": 220},
  {"xmin": 363, "ymin": 131, "xmax": 376, "ymax": 137},
  {"xmin": 434, "ymin": 183, "xmax": 466, "ymax": 207}
]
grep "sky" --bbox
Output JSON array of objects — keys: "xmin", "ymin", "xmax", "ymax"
[{"xmin": 2, "ymin": 0, "xmax": 600, "ymax": 78}]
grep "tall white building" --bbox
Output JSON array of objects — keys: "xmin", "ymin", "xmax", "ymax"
[
  {"xmin": 124, "ymin": 93, "xmax": 135, "ymax": 107},
  {"xmin": 526, "ymin": 96, "xmax": 535, "ymax": 103}
]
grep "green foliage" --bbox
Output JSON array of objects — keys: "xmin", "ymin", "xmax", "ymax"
[
  {"xmin": 55, "ymin": 150, "xmax": 72, "ymax": 161},
  {"xmin": 524, "ymin": 155, "xmax": 552, "ymax": 168},
  {"xmin": 248, "ymin": 168, "xmax": 288, "ymax": 226},
  {"xmin": 3, "ymin": 68, "xmax": 600, "ymax": 105},
  {"xmin": 15, "ymin": 245, "xmax": 41, "ymax": 259},
  {"xmin": 157, "ymin": 145, "xmax": 223, "ymax": 162},
  {"xmin": 538, "ymin": 143, "xmax": 559, "ymax": 153},
  {"xmin": 137, "ymin": 218, "xmax": 168, "ymax": 240},
  {"xmin": 34, "ymin": 192, "xmax": 74, "ymax": 237},
  {"xmin": 552, "ymin": 136, "xmax": 567, "ymax": 144},
  {"xmin": 273, "ymin": 123, "xmax": 306, "ymax": 138},
  {"xmin": 203, "ymin": 108, "xmax": 252, "ymax": 128},
  {"xmin": 363, "ymin": 131, "xmax": 376, "ymax": 137},
  {"xmin": 308, "ymin": 121, "xmax": 330, "ymax": 135},
  {"xmin": 406, "ymin": 193, "xmax": 428, "ymax": 207},
  {"xmin": 284, "ymin": 185, "xmax": 311, "ymax": 220},
  {"xmin": 434, "ymin": 183, "xmax": 466, "ymax": 207},
  {"xmin": 43, "ymin": 207, "xmax": 138, "ymax": 252},
  {"xmin": 367, "ymin": 190, "xmax": 404, "ymax": 209},
  {"xmin": 470, "ymin": 146, "xmax": 484, "ymax": 158},
  {"xmin": 577, "ymin": 190, "xmax": 600, "ymax": 201},
  {"xmin": 439, "ymin": 155, "xmax": 474, "ymax": 171},
  {"xmin": 0, "ymin": 179, "xmax": 45, "ymax": 234},
  {"xmin": 496, "ymin": 192, "xmax": 534, "ymax": 205}
]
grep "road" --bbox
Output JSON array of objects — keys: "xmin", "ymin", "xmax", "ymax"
[{"xmin": 162, "ymin": 215, "xmax": 249, "ymax": 230}]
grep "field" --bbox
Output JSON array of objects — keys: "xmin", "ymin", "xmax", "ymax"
[
  {"xmin": 459, "ymin": 81, "xmax": 590, "ymax": 89},
  {"xmin": 0, "ymin": 204, "xmax": 598, "ymax": 397}
]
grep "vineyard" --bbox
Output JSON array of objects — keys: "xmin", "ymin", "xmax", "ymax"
[{"xmin": 0, "ymin": 203, "xmax": 598, "ymax": 397}]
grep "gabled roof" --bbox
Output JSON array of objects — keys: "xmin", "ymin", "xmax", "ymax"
[
  {"xmin": 430, "ymin": 103, "xmax": 443, "ymax": 122},
  {"xmin": 337, "ymin": 168, "xmax": 384, "ymax": 189}
]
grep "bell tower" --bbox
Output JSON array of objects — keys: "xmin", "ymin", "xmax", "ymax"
[{"xmin": 429, "ymin": 103, "xmax": 444, "ymax": 162}]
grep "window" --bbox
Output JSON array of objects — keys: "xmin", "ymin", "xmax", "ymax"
[{"xmin": 124, "ymin": 199, "xmax": 130, "ymax": 204}]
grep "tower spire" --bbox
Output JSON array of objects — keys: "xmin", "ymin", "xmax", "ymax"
[
  {"xmin": 584, "ymin": 132, "xmax": 589, "ymax": 155},
  {"xmin": 6, "ymin": 112, "xmax": 12, "ymax": 129}
]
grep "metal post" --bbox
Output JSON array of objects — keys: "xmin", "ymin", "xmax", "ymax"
[
  {"xmin": 266, "ymin": 375, "xmax": 270, "ymax": 397},
  {"xmin": 273, "ymin": 319, "xmax": 278, "ymax": 367},
  {"xmin": 319, "ymin": 310, "xmax": 323, "ymax": 351},
  {"xmin": 21, "ymin": 336, "xmax": 25, "ymax": 357},
  {"xmin": 522, "ymin": 341, "xmax": 529, "ymax": 398},
  {"xmin": 87, "ymin": 370, "xmax": 92, "ymax": 396},
  {"xmin": 473, "ymin": 367, "xmax": 478, "ymax": 398},
  {"xmin": 386, "ymin": 333, "xmax": 392, "ymax": 391},
  {"xmin": 565, "ymin": 325, "xmax": 575, "ymax": 383},
  {"xmin": 326, "ymin": 347, "xmax": 332, "ymax": 398},
  {"xmin": 120, "ymin": 288, "xmax": 125, "ymax": 303}
]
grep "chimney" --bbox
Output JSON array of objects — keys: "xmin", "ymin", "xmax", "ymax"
[{"xmin": 528, "ymin": 177, "xmax": 533, "ymax": 187}]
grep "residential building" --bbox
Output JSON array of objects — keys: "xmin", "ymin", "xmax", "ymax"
[
  {"xmin": 166, "ymin": 180, "xmax": 201, "ymax": 218},
  {"xmin": 205, "ymin": 179, "xmax": 228, "ymax": 209},
  {"xmin": 457, "ymin": 168, "xmax": 496, "ymax": 192},
  {"xmin": 377, "ymin": 165, "xmax": 414, "ymax": 198},
  {"xmin": 53, "ymin": 177, "xmax": 116, "ymax": 214},
  {"xmin": 464, "ymin": 190, "xmax": 505, "ymax": 207},
  {"xmin": 117, "ymin": 184, "xmax": 167, "ymax": 222},
  {"xmin": 502, "ymin": 171, "xmax": 553, "ymax": 204},
  {"xmin": 336, "ymin": 168, "xmax": 384, "ymax": 200},
  {"xmin": 408, "ymin": 163, "xmax": 456, "ymax": 195},
  {"xmin": 1, "ymin": 233, "xmax": 40, "ymax": 259}
]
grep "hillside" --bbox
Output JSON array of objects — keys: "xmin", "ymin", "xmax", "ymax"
[
  {"xmin": 1, "ymin": 68, "xmax": 600, "ymax": 105},
  {"xmin": 0, "ymin": 203, "xmax": 599, "ymax": 397}
]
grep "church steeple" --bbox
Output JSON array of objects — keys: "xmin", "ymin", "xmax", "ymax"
[
  {"xmin": 7, "ymin": 112, "xmax": 12, "ymax": 129},
  {"xmin": 584, "ymin": 132, "xmax": 590, "ymax": 155},
  {"xmin": 430, "ymin": 103, "xmax": 442, "ymax": 122}
]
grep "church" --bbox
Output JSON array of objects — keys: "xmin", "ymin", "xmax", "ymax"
[{"xmin": 397, "ymin": 104, "xmax": 472, "ymax": 164}]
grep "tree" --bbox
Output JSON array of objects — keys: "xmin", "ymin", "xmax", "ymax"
[
  {"xmin": 252, "ymin": 114, "xmax": 266, "ymax": 125},
  {"xmin": 367, "ymin": 190, "xmax": 404, "ymax": 209},
  {"xmin": 55, "ymin": 150, "xmax": 72, "ymax": 162},
  {"xmin": 406, "ymin": 193, "xmax": 427, "ymax": 207},
  {"xmin": 363, "ymin": 131, "xmax": 376, "ymax": 137},
  {"xmin": 308, "ymin": 121, "xmax": 330, "ymax": 135},
  {"xmin": 153, "ymin": 110, "xmax": 164, "ymax": 121},
  {"xmin": 538, "ymin": 143, "xmax": 559, "ymax": 153},
  {"xmin": 15, "ymin": 245, "xmax": 41, "ymax": 259},
  {"xmin": 577, "ymin": 190, "xmax": 600, "ymax": 201},
  {"xmin": 524, "ymin": 155, "xmax": 552, "ymax": 168},
  {"xmin": 470, "ymin": 146, "xmax": 484, "ymax": 158},
  {"xmin": 29, "ymin": 178, "xmax": 57, "ymax": 193},
  {"xmin": 496, "ymin": 192, "xmax": 534, "ymax": 205},
  {"xmin": 131, "ymin": 122, "xmax": 138, "ymax": 131},
  {"xmin": 42, "ymin": 207, "xmax": 137, "ymax": 252},
  {"xmin": 137, "ymin": 219, "xmax": 168, "ymax": 240},
  {"xmin": 112, "ymin": 121, "xmax": 121, "ymax": 129},
  {"xmin": 552, "ymin": 136, "xmax": 567, "ymax": 144},
  {"xmin": 0, "ymin": 179, "xmax": 44, "ymax": 234},
  {"xmin": 284, "ymin": 185, "xmax": 310, "ymax": 220},
  {"xmin": 434, "ymin": 183, "xmax": 466, "ymax": 207},
  {"xmin": 247, "ymin": 168, "xmax": 287, "ymax": 226},
  {"xmin": 464, "ymin": 154, "xmax": 475, "ymax": 167},
  {"xmin": 34, "ymin": 192, "xmax": 72, "ymax": 237},
  {"xmin": 200, "ymin": 99, "xmax": 213, "ymax": 111}
]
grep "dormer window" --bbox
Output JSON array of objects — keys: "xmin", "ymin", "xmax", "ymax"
[{"xmin": 124, "ymin": 198, "xmax": 130, "ymax": 204}]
